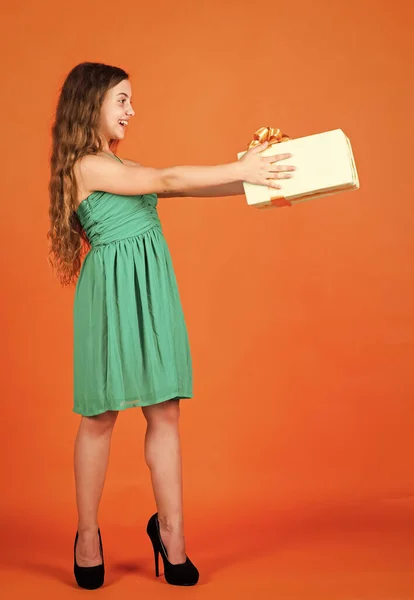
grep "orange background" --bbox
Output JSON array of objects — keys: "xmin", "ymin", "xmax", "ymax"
[{"xmin": 1, "ymin": 0, "xmax": 414, "ymax": 597}]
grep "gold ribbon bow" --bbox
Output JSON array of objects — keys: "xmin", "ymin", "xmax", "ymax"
[
  {"xmin": 248, "ymin": 126, "xmax": 292, "ymax": 208},
  {"xmin": 248, "ymin": 126, "xmax": 291, "ymax": 149}
]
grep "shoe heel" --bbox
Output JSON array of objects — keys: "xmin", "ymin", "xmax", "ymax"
[{"xmin": 153, "ymin": 545, "xmax": 160, "ymax": 577}]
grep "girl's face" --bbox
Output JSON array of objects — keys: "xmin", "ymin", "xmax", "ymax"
[{"xmin": 99, "ymin": 79, "xmax": 135, "ymax": 145}]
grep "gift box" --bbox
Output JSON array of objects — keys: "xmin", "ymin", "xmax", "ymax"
[{"xmin": 237, "ymin": 127, "xmax": 359, "ymax": 209}]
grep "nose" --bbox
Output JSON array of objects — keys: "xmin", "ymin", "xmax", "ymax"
[{"xmin": 126, "ymin": 105, "xmax": 135, "ymax": 117}]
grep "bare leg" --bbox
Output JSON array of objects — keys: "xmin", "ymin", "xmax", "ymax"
[
  {"xmin": 74, "ymin": 410, "xmax": 118, "ymax": 567},
  {"xmin": 142, "ymin": 399, "xmax": 186, "ymax": 564}
]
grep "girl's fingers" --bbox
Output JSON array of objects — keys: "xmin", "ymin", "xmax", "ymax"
[
  {"xmin": 250, "ymin": 141, "xmax": 268, "ymax": 153},
  {"xmin": 267, "ymin": 171, "xmax": 293, "ymax": 179},
  {"xmin": 269, "ymin": 165, "xmax": 296, "ymax": 172},
  {"xmin": 265, "ymin": 153, "xmax": 293, "ymax": 162}
]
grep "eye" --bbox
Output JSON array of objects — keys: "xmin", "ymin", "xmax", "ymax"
[{"xmin": 119, "ymin": 98, "xmax": 126, "ymax": 103}]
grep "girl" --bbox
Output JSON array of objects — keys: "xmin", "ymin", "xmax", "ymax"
[{"xmin": 47, "ymin": 62, "xmax": 295, "ymax": 590}]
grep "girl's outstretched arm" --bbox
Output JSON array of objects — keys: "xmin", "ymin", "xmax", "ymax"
[{"xmin": 121, "ymin": 159, "xmax": 244, "ymax": 197}]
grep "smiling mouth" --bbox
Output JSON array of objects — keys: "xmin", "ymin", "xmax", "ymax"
[{"xmin": 118, "ymin": 120, "xmax": 128, "ymax": 127}]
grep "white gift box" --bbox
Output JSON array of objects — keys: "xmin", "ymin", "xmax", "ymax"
[{"xmin": 237, "ymin": 128, "xmax": 360, "ymax": 209}]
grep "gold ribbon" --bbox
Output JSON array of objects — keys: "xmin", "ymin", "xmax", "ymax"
[
  {"xmin": 248, "ymin": 126, "xmax": 291, "ymax": 149},
  {"xmin": 248, "ymin": 126, "xmax": 292, "ymax": 208}
]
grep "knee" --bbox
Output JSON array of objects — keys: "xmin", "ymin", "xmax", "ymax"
[
  {"xmin": 142, "ymin": 399, "xmax": 180, "ymax": 427},
  {"xmin": 82, "ymin": 410, "xmax": 119, "ymax": 436}
]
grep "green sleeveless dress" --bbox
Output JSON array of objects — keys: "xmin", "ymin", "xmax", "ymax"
[{"xmin": 73, "ymin": 154, "xmax": 192, "ymax": 416}]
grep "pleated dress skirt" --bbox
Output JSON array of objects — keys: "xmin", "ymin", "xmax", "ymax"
[{"xmin": 73, "ymin": 188, "xmax": 193, "ymax": 416}]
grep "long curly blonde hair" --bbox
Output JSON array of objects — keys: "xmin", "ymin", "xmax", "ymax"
[{"xmin": 47, "ymin": 62, "xmax": 129, "ymax": 286}]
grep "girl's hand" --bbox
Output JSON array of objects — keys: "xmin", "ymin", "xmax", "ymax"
[{"xmin": 238, "ymin": 141, "xmax": 296, "ymax": 189}]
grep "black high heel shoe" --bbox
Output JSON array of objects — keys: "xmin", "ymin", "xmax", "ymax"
[
  {"xmin": 146, "ymin": 513, "xmax": 199, "ymax": 586},
  {"xmin": 74, "ymin": 528, "xmax": 105, "ymax": 590}
]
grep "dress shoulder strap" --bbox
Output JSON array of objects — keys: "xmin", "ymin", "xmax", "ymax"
[{"xmin": 102, "ymin": 151, "xmax": 124, "ymax": 164}]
